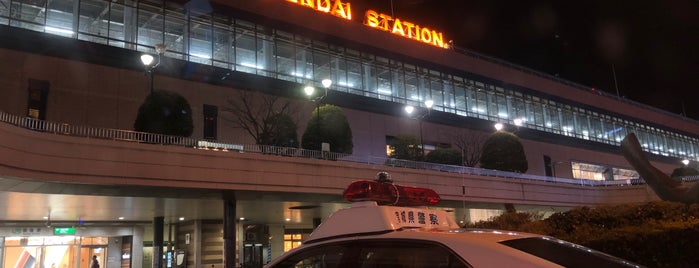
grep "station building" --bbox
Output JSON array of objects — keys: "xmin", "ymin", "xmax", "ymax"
[{"xmin": 0, "ymin": 0, "xmax": 695, "ymax": 267}]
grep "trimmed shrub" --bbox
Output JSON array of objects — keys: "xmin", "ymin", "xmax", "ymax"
[
  {"xmin": 425, "ymin": 148, "xmax": 462, "ymax": 165},
  {"xmin": 134, "ymin": 90, "xmax": 193, "ymax": 137},
  {"xmin": 479, "ymin": 131, "xmax": 528, "ymax": 172}
]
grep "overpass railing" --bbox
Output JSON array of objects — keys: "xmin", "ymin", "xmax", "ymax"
[{"xmin": 1, "ymin": 110, "xmax": 649, "ymax": 187}]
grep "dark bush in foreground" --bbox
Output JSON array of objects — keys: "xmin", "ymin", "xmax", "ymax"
[{"xmin": 467, "ymin": 201, "xmax": 699, "ymax": 267}]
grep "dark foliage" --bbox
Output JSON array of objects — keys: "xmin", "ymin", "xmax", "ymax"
[
  {"xmin": 468, "ymin": 201, "xmax": 699, "ymax": 267},
  {"xmin": 301, "ymin": 105, "xmax": 353, "ymax": 154},
  {"xmin": 261, "ymin": 113, "xmax": 299, "ymax": 147},
  {"xmin": 389, "ymin": 134, "xmax": 422, "ymax": 161},
  {"xmin": 424, "ymin": 148, "xmax": 462, "ymax": 165},
  {"xmin": 670, "ymin": 166, "xmax": 699, "ymax": 181},
  {"xmin": 134, "ymin": 90, "xmax": 193, "ymax": 137},
  {"xmin": 479, "ymin": 131, "xmax": 528, "ymax": 172}
]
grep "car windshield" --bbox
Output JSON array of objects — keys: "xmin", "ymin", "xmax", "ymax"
[{"xmin": 498, "ymin": 237, "xmax": 644, "ymax": 268}]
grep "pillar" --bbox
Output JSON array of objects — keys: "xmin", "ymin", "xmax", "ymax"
[
  {"xmin": 153, "ymin": 216, "xmax": 164, "ymax": 268},
  {"xmin": 223, "ymin": 191, "xmax": 237, "ymax": 268}
]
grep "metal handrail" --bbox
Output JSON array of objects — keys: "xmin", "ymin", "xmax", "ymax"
[{"xmin": 1, "ymin": 110, "xmax": 647, "ymax": 187}]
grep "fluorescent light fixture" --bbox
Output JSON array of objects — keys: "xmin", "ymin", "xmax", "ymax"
[
  {"xmin": 377, "ymin": 88, "xmax": 392, "ymax": 95},
  {"xmin": 241, "ymin": 62, "xmax": 264, "ymax": 69},
  {"xmin": 191, "ymin": 53, "xmax": 211, "ymax": 59},
  {"xmin": 44, "ymin": 26, "xmax": 74, "ymax": 35},
  {"xmin": 291, "ymin": 72, "xmax": 312, "ymax": 79},
  {"xmin": 338, "ymin": 81, "xmax": 354, "ymax": 87}
]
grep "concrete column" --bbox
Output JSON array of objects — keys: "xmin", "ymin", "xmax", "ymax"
[
  {"xmin": 132, "ymin": 226, "xmax": 144, "ymax": 268},
  {"xmin": 223, "ymin": 191, "xmax": 237, "ymax": 268},
  {"xmin": 153, "ymin": 216, "xmax": 164, "ymax": 268}
]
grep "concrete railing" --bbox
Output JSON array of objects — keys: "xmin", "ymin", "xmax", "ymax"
[{"xmin": 1, "ymin": 110, "xmax": 649, "ymax": 187}]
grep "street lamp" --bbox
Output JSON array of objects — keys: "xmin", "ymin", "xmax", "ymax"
[
  {"xmin": 304, "ymin": 79, "xmax": 332, "ymax": 151},
  {"xmin": 682, "ymin": 159, "xmax": 690, "ymax": 166},
  {"xmin": 404, "ymin": 99, "xmax": 433, "ymax": 159},
  {"xmin": 494, "ymin": 122, "xmax": 504, "ymax": 131},
  {"xmin": 141, "ymin": 43, "xmax": 166, "ymax": 94}
]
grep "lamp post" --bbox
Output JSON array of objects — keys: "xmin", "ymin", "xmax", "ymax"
[
  {"xmin": 304, "ymin": 79, "xmax": 332, "ymax": 151},
  {"xmin": 141, "ymin": 43, "xmax": 166, "ymax": 94},
  {"xmin": 404, "ymin": 99, "xmax": 433, "ymax": 159},
  {"xmin": 494, "ymin": 122, "xmax": 504, "ymax": 131}
]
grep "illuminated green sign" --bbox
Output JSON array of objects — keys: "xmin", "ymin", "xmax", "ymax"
[{"xmin": 53, "ymin": 227, "xmax": 76, "ymax": 235}]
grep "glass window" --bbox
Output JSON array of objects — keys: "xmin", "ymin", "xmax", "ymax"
[
  {"xmin": 235, "ymin": 20, "xmax": 257, "ymax": 74},
  {"xmin": 212, "ymin": 16, "xmax": 231, "ymax": 68},
  {"xmin": 256, "ymin": 25, "xmax": 275, "ymax": 77},
  {"xmin": 137, "ymin": 1, "xmax": 164, "ymax": 51},
  {"xmin": 543, "ymin": 106, "xmax": 561, "ymax": 133},
  {"xmin": 331, "ymin": 51, "xmax": 348, "ymax": 92},
  {"xmin": 356, "ymin": 240, "xmax": 470, "ymax": 268},
  {"xmin": 314, "ymin": 50, "xmax": 331, "ymax": 83},
  {"xmin": 376, "ymin": 65, "xmax": 392, "ymax": 101},
  {"xmin": 79, "ymin": 0, "xmax": 110, "ymax": 44},
  {"xmin": 346, "ymin": 59, "xmax": 362, "ymax": 94},
  {"xmin": 282, "ymin": 230, "xmax": 311, "ymax": 252},
  {"xmin": 273, "ymin": 244, "xmax": 348, "ymax": 268},
  {"xmin": 391, "ymin": 68, "xmax": 405, "ymax": 101},
  {"xmin": 275, "ymin": 40, "xmax": 296, "ymax": 82},
  {"xmin": 473, "ymin": 86, "xmax": 488, "ymax": 119},
  {"xmin": 511, "ymin": 95, "xmax": 526, "ymax": 122},
  {"xmin": 189, "ymin": 11, "xmax": 212, "ymax": 65},
  {"xmin": 443, "ymin": 79, "xmax": 455, "ymax": 113},
  {"xmin": 9, "ymin": 0, "xmax": 44, "ymax": 31},
  {"xmin": 107, "ymin": 2, "xmax": 129, "ymax": 48},
  {"xmin": 404, "ymin": 66, "xmax": 419, "ymax": 101},
  {"xmin": 430, "ymin": 77, "xmax": 444, "ymax": 111},
  {"xmin": 500, "ymin": 237, "xmax": 639, "ymax": 267},
  {"xmin": 0, "ymin": 0, "xmax": 9, "ymax": 25},
  {"xmin": 46, "ymin": 0, "xmax": 75, "ymax": 38},
  {"xmin": 454, "ymin": 82, "xmax": 466, "ymax": 114}
]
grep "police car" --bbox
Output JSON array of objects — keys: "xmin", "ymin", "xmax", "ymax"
[{"xmin": 266, "ymin": 173, "xmax": 643, "ymax": 268}]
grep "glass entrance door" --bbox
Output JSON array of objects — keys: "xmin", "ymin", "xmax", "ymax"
[{"xmin": 80, "ymin": 247, "xmax": 106, "ymax": 268}]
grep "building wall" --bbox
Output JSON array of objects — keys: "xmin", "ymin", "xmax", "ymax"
[
  {"xmin": 218, "ymin": 0, "xmax": 699, "ymax": 136},
  {"xmin": 0, "ymin": 47, "xmax": 680, "ymax": 178}
]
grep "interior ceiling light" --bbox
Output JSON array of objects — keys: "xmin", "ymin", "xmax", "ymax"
[{"xmin": 289, "ymin": 205, "xmax": 320, "ymax": 210}]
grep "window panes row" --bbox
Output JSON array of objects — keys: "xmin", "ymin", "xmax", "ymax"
[{"xmin": 2, "ymin": 0, "xmax": 697, "ymax": 160}]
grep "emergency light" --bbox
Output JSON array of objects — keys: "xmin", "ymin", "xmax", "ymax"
[{"xmin": 342, "ymin": 180, "xmax": 441, "ymax": 206}]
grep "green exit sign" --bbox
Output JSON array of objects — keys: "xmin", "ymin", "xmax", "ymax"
[{"xmin": 53, "ymin": 227, "xmax": 76, "ymax": 235}]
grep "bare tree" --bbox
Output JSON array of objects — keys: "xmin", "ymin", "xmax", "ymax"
[
  {"xmin": 452, "ymin": 129, "xmax": 488, "ymax": 167},
  {"xmin": 222, "ymin": 90, "xmax": 300, "ymax": 145}
]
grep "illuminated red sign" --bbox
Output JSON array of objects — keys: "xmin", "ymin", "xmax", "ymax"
[
  {"xmin": 283, "ymin": 1, "xmax": 448, "ymax": 49},
  {"xmin": 285, "ymin": 0, "xmax": 352, "ymax": 20},
  {"xmin": 364, "ymin": 10, "xmax": 447, "ymax": 48}
]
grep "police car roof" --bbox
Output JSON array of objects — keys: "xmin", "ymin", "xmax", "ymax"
[{"xmin": 306, "ymin": 201, "xmax": 463, "ymax": 242}]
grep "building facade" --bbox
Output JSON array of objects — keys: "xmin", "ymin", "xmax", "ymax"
[{"xmin": 0, "ymin": 0, "xmax": 695, "ymax": 267}]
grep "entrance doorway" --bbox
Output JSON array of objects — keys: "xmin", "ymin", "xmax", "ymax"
[{"xmin": 80, "ymin": 246, "xmax": 106, "ymax": 268}]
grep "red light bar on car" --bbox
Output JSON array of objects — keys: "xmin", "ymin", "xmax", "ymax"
[{"xmin": 342, "ymin": 180, "xmax": 441, "ymax": 206}]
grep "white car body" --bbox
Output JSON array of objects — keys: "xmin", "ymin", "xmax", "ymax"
[{"xmin": 266, "ymin": 201, "xmax": 642, "ymax": 268}]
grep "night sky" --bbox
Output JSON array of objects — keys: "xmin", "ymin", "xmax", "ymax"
[{"xmin": 351, "ymin": 0, "xmax": 699, "ymax": 120}]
